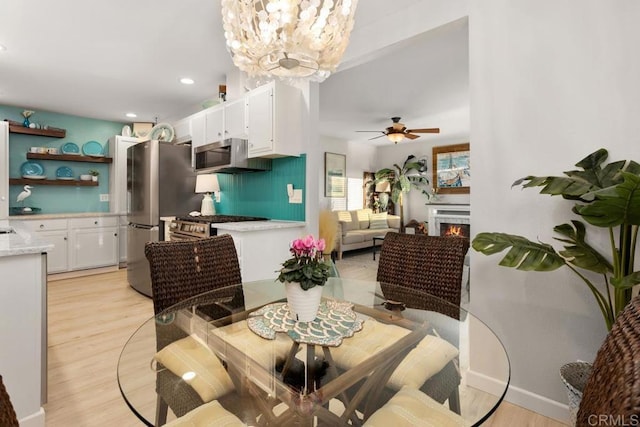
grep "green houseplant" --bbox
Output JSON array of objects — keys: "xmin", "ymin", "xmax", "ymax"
[
  {"xmin": 472, "ymin": 148, "xmax": 640, "ymax": 330},
  {"xmin": 375, "ymin": 155, "xmax": 431, "ymax": 232}
]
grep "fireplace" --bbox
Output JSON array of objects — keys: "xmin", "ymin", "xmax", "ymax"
[{"xmin": 440, "ymin": 223, "xmax": 470, "ymax": 239}]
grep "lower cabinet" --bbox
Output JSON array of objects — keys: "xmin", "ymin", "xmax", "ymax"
[
  {"xmin": 12, "ymin": 216, "xmax": 119, "ymax": 274},
  {"xmin": 38, "ymin": 230, "xmax": 68, "ymax": 273},
  {"xmin": 68, "ymin": 217, "xmax": 118, "ymax": 270}
]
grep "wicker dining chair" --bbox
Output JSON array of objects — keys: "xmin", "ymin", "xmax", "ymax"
[
  {"xmin": 375, "ymin": 232, "xmax": 470, "ymax": 413},
  {"xmin": 145, "ymin": 235, "xmax": 244, "ymax": 425},
  {"xmin": 576, "ymin": 295, "xmax": 640, "ymax": 425},
  {"xmin": 0, "ymin": 375, "xmax": 19, "ymax": 427}
]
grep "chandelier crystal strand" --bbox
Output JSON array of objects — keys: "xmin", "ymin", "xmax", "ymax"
[{"xmin": 222, "ymin": 0, "xmax": 358, "ymax": 82}]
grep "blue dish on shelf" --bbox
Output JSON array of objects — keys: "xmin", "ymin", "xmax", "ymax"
[
  {"xmin": 61, "ymin": 142, "xmax": 80, "ymax": 155},
  {"xmin": 20, "ymin": 161, "xmax": 45, "ymax": 176},
  {"xmin": 82, "ymin": 140, "xmax": 103, "ymax": 156},
  {"xmin": 56, "ymin": 166, "xmax": 74, "ymax": 180}
]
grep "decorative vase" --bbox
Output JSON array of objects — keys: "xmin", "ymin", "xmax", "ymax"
[
  {"xmin": 285, "ymin": 282, "xmax": 323, "ymax": 322},
  {"xmin": 23, "ymin": 117, "xmax": 30, "ymax": 127},
  {"xmin": 91, "ymin": 176, "xmax": 98, "ymax": 182}
]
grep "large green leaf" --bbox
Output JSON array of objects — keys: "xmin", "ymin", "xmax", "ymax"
[
  {"xmin": 574, "ymin": 173, "xmax": 640, "ymax": 227},
  {"xmin": 512, "ymin": 148, "xmax": 630, "ymax": 201},
  {"xmin": 472, "ymin": 233, "xmax": 566, "ymax": 271},
  {"xmin": 611, "ymin": 271, "xmax": 640, "ymax": 290},
  {"xmin": 553, "ymin": 221, "xmax": 613, "ymax": 273}
]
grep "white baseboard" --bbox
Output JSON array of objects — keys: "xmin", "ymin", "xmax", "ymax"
[
  {"xmin": 19, "ymin": 407, "xmax": 45, "ymax": 427},
  {"xmin": 467, "ymin": 369, "xmax": 571, "ymax": 425}
]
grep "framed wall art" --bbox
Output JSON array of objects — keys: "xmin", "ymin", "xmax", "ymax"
[
  {"xmin": 324, "ymin": 152, "xmax": 346, "ymax": 197},
  {"xmin": 432, "ymin": 143, "xmax": 470, "ymax": 194}
]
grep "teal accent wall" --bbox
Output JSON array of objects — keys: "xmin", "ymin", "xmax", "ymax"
[
  {"xmin": 1, "ymin": 105, "xmax": 124, "ymax": 214},
  {"xmin": 214, "ymin": 155, "xmax": 306, "ymax": 221}
]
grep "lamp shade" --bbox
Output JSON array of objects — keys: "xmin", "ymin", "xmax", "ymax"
[
  {"xmin": 375, "ymin": 181, "xmax": 390, "ymax": 193},
  {"xmin": 195, "ymin": 174, "xmax": 220, "ymax": 193},
  {"xmin": 387, "ymin": 133, "xmax": 405, "ymax": 144}
]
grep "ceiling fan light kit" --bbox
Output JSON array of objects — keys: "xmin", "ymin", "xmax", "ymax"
[
  {"xmin": 357, "ymin": 116, "xmax": 440, "ymax": 143},
  {"xmin": 221, "ymin": 0, "xmax": 359, "ymax": 82}
]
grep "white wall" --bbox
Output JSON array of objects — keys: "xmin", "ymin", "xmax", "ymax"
[
  {"xmin": 469, "ymin": 1, "xmax": 640, "ymax": 421},
  {"xmin": 375, "ymin": 136, "xmax": 470, "ymax": 222},
  {"xmin": 320, "ymin": 136, "xmax": 377, "ymax": 210}
]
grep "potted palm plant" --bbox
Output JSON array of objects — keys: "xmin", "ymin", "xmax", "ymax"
[
  {"xmin": 375, "ymin": 155, "xmax": 431, "ymax": 232},
  {"xmin": 472, "ymin": 148, "xmax": 640, "ymax": 331}
]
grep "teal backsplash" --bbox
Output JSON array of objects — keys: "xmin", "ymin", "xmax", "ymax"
[
  {"xmin": 2, "ymin": 105, "xmax": 124, "ymax": 214},
  {"xmin": 214, "ymin": 155, "xmax": 306, "ymax": 221}
]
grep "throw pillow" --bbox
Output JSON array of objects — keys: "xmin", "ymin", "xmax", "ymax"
[
  {"xmin": 336, "ymin": 211, "xmax": 357, "ymax": 233},
  {"xmin": 357, "ymin": 209, "xmax": 372, "ymax": 229},
  {"xmin": 369, "ymin": 212, "xmax": 388, "ymax": 229}
]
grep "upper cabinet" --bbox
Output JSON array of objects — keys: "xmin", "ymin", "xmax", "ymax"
[
  {"xmin": 246, "ymin": 81, "xmax": 302, "ymax": 159},
  {"xmin": 172, "ymin": 80, "xmax": 302, "ymax": 160}
]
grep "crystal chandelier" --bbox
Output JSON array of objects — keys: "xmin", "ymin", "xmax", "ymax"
[{"xmin": 221, "ymin": 0, "xmax": 359, "ymax": 82}]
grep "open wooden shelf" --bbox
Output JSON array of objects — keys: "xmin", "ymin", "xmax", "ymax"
[
  {"xmin": 8, "ymin": 124, "xmax": 66, "ymax": 138},
  {"xmin": 9, "ymin": 178, "xmax": 98, "ymax": 187},
  {"xmin": 26, "ymin": 153, "xmax": 113, "ymax": 163}
]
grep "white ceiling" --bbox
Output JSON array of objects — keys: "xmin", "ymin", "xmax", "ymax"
[{"xmin": 0, "ymin": 1, "xmax": 468, "ymax": 145}]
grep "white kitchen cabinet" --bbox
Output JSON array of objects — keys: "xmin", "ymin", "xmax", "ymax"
[
  {"xmin": 11, "ymin": 218, "xmax": 69, "ymax": 274},
  {"xmin": 119, "ymin": 215, "xmax": 128, "ymax": 265},
  {"xmin": 190, "ymin": 112, "xmax": 206, "ymax": 149},
  {"xmin": 173, "ymin": 117, "xmax": 192, "ymax": 144},
  {"xmin": 224, "ymin": 98, "xmax": 247, "ymax": 139},
  {"xmin": 0, "ymin": 122, "xmax": 8, "ymax": 220},
  {"xmin": 205, "ymin": 105, "xmax": 224, "ymax": 145},
  {"xmin": 108, "ymin": 136, "xmax": 139, "ymax": 215},
  {"xmin": 69, "ymin": 217, "xmax": 118, "ymax": 270},
  {"xmin": 38, "ymin": 231, "xmax": 68, "ymax": 273},
  {"xmin": 247, "ymin": 81, "xmax": 302, "ymax": 158}
]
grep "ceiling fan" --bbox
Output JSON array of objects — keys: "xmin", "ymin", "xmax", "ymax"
[{"xmin": 357, "ymin": 117, "xmax": 440, "ymax": 144}]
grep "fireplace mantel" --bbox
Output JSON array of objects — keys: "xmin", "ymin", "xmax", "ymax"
[{"xmin": 426, "ymin": 204, "xmax": 470, "ymax": 236}]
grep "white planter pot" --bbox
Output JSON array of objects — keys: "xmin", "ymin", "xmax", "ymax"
[{"xmin": 285, "ymin": 282, "xmax": 322, "ymax": 322}]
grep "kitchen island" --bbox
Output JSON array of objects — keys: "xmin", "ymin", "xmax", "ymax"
[
  {"xmin": 215, "ymin": 220, "xmax": 306, "ymax": 282},
  {"xmin": 0, "ymin": 226, "xmax": 52, "ymax": 427}
]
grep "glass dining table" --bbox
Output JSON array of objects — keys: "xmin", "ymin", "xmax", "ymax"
[{"xmin": 118, "ymin": 278, "xmax": 510, "ymax": 426}]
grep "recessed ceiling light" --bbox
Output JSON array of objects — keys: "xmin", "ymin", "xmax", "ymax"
[
  {"xmin": 126, "ymin": 113, "xmax": 137, "ymax": 118},
  {"xmin": 180, "ymin": 78, "xmax": 195, "ymax": 85},
  {"xmin": 0, "ymin": 45, "xmax": 6, "ymax": 52}
]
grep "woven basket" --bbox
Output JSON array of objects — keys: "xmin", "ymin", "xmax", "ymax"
[{"xmin": 560, "ymin": 362, "xmax": 592, "ymax": 426}]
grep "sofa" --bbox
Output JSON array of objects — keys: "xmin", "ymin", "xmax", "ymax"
[{"xmin": 333, "ymin": 208, "xmax": 401, "ymax": 259}]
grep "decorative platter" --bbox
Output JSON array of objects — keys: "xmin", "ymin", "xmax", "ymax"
[
  {"xmin": 148, "ymin": 123, "xmax": 175, "ymax": 142},
  {"xmin": 82, "ymin": 140, "xmax": 103, "ymax": 156},
  {"xmin": 61, "ymin": 142, "xmax": 80, "ymax": 155},
  {"xmin": 247, "ymin": 300, "xmax": 363, "ymax": 347},
  {"xmin": 20, "ymin": 161, "xmax": 45, "ymax": 176},
  {"xmin": 56, "ymin": 166, "xmax": 74, "ymax": 180}
]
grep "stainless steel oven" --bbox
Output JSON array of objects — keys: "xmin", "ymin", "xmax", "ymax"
[{"xmin": 169, "ymin": 215, "xmax": 269, "ymax": 241}]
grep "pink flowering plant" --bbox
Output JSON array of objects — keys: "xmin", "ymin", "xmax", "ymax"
[{"xmin": 277, "ymin": 235, "xmax": 331, "ymax": 290}]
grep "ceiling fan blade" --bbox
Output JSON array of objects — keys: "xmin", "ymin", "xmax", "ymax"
[
  {"xmin": 404, "ymin": 133, "xmax": 420, "ymax": 140},
  {"xmin": 368, "ymin": 134, "xmax": 387, "ymax": 140},
  {"xmin": 356, "ymin": 130, "xmax": 385, "ymax": 133},
  {"xmin": 406, "ymin": 128, "xmax": 440, "ymax": 133}
]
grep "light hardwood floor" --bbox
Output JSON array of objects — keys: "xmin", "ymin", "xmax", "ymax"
[{"xmin": 43, "ymin": 251, "xmax": 567, "ymax": 426}]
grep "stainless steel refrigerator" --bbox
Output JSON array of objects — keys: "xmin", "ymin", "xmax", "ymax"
[{"xmin": 127, "ymin": 140, "xmax": 200, "ymax": 296}]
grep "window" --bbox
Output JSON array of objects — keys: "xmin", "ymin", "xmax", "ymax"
[{"xmin": 329, "ymin": 177, "xmax": 363, "ymax": 211}]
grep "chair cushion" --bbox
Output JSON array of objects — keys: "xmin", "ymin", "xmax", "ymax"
[
  {"xmin": 164, "ymin": 400, "xmax": 246, "ymax": 426},
  {"xmin": 154, "ymin": 336, "xmax": 235, "ymax": 403},
  {"xmin": 369, "ymin": 212, "xmax": 388, "ymax": 229},
  {"xmin": 364, "ymin": 386, "xmax": 465, "ymax": 426},
  {"xmin": 211, "ymin": 320, "xmax": 292, "ymax": 369},
  {"xmin": 331, "ymin": 319, "xmax": 458, "ymax": 391}
]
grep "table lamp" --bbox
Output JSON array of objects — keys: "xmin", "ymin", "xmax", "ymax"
[{"xmin": 195, "ymin": 174, "xmax": 220, "ymax": 215}]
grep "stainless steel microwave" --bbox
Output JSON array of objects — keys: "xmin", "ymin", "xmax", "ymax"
[{"xmin": 194, "ymin": 138, "xmax": 271, "ymax": 174}]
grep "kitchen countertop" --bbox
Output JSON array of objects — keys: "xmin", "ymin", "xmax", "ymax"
[
  {"xmin": 214, "ymin": 220, "xmax": 306, "ymax": 232},
  {"xmin": 0, "ymin": 227, "xmax": 54, "ymax": 257},
  {"xmin": 9, "ymin": 212, "xmax": 120, "ymax": 220}
]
